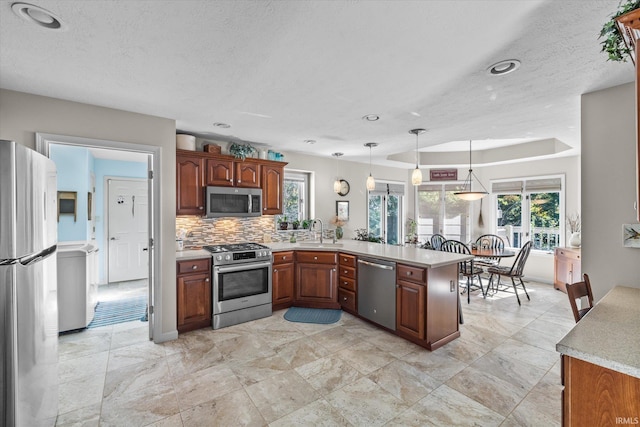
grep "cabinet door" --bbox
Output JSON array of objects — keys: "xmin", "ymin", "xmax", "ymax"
[
  {"xmin": 235, "ymin": 162, "xmax": 261, "ymax": 188},
  {"xmin": 205, "ymin": 158, "xmax": 234, "ymax": 187},
  {"xmin": 262, "ymin": 164, "xmax": 284, "ymax": 215},
  {"xmin": 273, "ymin": 262, "xmax": 294, "ymax": 310},
  {"xmin": 177, "ymin": 272, "xmax": 211, "ymax": 333},
  {"xmin": 396, "ymin": 280, "xmax": 425, "ymax": 340},
  {"xmin": 176, "ymin": 155, "xmax": 205, "ymax": 215},
  {"xmin": 295, "ymin": 263, "xmax": 339, "ymax": 308}
]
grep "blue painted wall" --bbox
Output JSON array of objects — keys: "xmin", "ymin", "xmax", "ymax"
[
  {"xmin": 50, "ymin": 145, "xmax": 93, "ymax": 242},
  {"xmin": 94, "ymin": 158, "xmax": 147, "ymax": 284}
]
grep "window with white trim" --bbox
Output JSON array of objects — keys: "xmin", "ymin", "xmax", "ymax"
[
  {"xmin": 416, "ymin": 183, "xmax": 470, "ymax": 243},
  {"xmin": 281, "ymin": 171, "xmax": 310, "ymax": 222},
  {"xmin": 492, "ymin": 175, "xmax": 563, "ymax": 250},
  {"xmin": 367, "ymin": 182, "xmax": 405, "ymax": 245}
]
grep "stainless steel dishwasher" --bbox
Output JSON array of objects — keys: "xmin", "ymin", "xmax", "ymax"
[{"xmin": 357, "ymin": 257, "xmax": 396, "ymax": 330}]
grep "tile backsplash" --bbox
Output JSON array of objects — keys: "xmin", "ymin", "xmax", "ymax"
[{"xmin": 176, "ymin": 216, "xmax": 321, "ymax": 247}]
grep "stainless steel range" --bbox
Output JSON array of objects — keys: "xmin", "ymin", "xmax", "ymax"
[{"xmin": 204, "ymin": 243, "xmax": 272, "ymax": 329}]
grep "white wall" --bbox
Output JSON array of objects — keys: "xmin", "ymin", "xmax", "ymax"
[
  {"xmin": 0, "ymin": 89, "xmax": 178, "ymax": 340},
  {"xmin": 581, "ymin": 82, "xmax": 640, "ymax": 301},
  {"xmin": 282, "ymin": 151, "xmax": 410, "ymax": 239}
]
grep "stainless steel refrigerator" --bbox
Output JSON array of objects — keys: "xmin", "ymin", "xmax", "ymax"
[{"xmin": 1, "ymin": 140, "xmax": 58, "ymax": 426}]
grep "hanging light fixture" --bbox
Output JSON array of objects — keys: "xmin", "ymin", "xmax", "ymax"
[
  {"xmin": 454, "ymin": 140, "xmax": 488, "ymax": 200},
  {"xmin": 332, "ymin": 152, "xmax": 343, "ymax": 193},
  {"xmin": 364, "ymin": 142, "xmax": 378, "ymax": 191},
  {"xmin": 409, "ymin": 129, "xmax": 426, "ymax": 186}
]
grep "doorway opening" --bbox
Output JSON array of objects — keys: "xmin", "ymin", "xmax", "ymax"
[{"xmin": 36, "ymin": 132, "xmax": 161, "ymax": 343}]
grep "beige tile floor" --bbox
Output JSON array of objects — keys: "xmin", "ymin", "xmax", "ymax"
[{"xmin": 56, "ymin": 280, "xmax": 575, "ymax": 426}]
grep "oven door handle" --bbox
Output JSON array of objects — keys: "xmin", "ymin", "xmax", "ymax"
[{"xmin": 214, "ymin": 260, "xmax": 272, "ymax": 274}]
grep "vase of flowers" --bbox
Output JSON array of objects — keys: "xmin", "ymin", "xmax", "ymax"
[
  {"xmin": 330, "ymin": 215, "xmax": 346, "ymax": 239},
  {"xmin": 567, "ymin": 213, "xmax": 581, "ymax": 248}
]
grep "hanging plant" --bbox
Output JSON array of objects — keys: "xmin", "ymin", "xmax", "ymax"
[
  {"xmin": 229, "ymin": 142, "xmax": 256, "ymax": 160},
  {"xmin": 599, "ymin": 0, "xmax": 640, "ymax": 62}
]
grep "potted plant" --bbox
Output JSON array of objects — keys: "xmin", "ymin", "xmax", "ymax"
[
  {"xmin": 566, "ymin": 213, "xmax": 581, "ymax": 248},
  {"xmin": 301, "ymin": 219, "xmax": 312, "ymax": 230},
  {"xmin": 330, "ymin": 215, "xmax": 346, "ymax": 239},
  {"xmin": 599, "ymin": 0, "xmax": 640, "ymax": 62},
  {"xmin": 292, "ymin": 219, "xmax": 300, "ymax": 230},
  {"xmin": 229, "ymin": 142, "xmax": 257, "ymax": 160},
  {"xmin": 277, "ymin": 216, "xmax": 289, "ymax": 230}
]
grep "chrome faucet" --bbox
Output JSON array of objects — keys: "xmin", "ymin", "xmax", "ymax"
[{"xmin": 314, "ymin": 219, "xmax": 324, "ymax": 244}]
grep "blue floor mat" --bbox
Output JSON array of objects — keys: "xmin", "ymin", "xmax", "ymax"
[
  {"xmin": 283, "ymin": 307, "xmax": 342, "ymax": 324},
  {"xmin": 87, "ymin": 295, "xmax": 148, "ymax": 328}
]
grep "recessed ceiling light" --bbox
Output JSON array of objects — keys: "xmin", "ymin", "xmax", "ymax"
[
  {"xmin": 213, "ymin": 122, "xmax": 231, "ymax": 128},
  {"xmin": 486, "ymin": 59, "xmax": 521, "ymax": 76},
  {"xmin": 362, "ymin": 114, "xmax": 380, "ymax": 121},
  {"xmin": 11, "ymin": 2, "xmax": 66, "ymax": 30},
  {"xmin": 304, "ymin": 139, "xmax": 316, "ymax": 145}
]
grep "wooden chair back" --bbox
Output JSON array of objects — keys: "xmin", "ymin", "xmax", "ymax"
[{"xmin": 566, "ymin": 273, "xmax": 594, "ymax": 322}]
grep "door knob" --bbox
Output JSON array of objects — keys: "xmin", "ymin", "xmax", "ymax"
[
  {"xmin": 142, "ymin": 248, "xmax": 148, "ymax": 251},
  {"xmin": 110, "ymin": 237, "xmax": 117, "ymax": 240}
]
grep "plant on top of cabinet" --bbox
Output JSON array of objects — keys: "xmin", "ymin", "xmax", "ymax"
[
  {"xmin": 599, "ymin": 0, "xmax": 639, "ymax": 62},
  {"xmin": 229, "ymin": 143, "xmax": 256, "ymax": 160}
]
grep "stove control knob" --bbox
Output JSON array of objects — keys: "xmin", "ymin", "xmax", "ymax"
[
  {"xmin": 265, "ymin": 250, "xmax": 271, "ymax": 256},
  {"xmin": 216, "ymin": 255, "xmax": 222, "ymax": 261},
  {"xmin": 224, "ymin": 255, "xmax": 231, "ymax": 261}
]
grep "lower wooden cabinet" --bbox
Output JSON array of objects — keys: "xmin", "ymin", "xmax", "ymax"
[
  {"xmin": 176, "ymin": 258, "xmax": 211, "ymax": 334},
  {"xmin": 338, "ymin": 253, "xmax": 357, "ymax": 314},
  {"xmin": 554, "ymin": 247, "xmax": 581, "ymax": 293},
  {"xmin": 272, "ymin": 251, "xmax": 295, "ymax": 311},
  {"xmin": 396, "ymin": 280, "xmax": 425, "ymax": 340},
  {"xmin": 562, "ymin": 355, "xmax": 640, "ymax": 426},
  {"xmin": 295, "ymin": 251, "xmax": 339, "ymax": 309}
]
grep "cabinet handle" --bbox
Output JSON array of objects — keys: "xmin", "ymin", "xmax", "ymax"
[
  {"xmin": 332, "ymin": 268, "xmax": 336, "ymax": 272},
  {"xmin": 238, "ymin": 180, "xmax": 242, "ymax": 183},
  {"xmin": 282, "ymin": 256, "xmax": 287, "ymax": 260},
  {"xmin": 191, "ymin": 265, "xmax": 198, "ymax": 270},
  {"xmin": 314, "ymin": 256, "xmax": 318, "ymax": 260},
  {"xmin": 344, "ymin": 281, "xmax": 348, "ymax": 285},
  {"xmin": 274, "ymin": 269, "xmax": 278, "ymax": 273},
  {"xmin": 406, "ymin": 271, "xmax": 412, "ymax": 276},
  {"xmin": 450, "ymin": 280, "xmax": 455, "ymax": 292},
  {"xmin": 205, "ymin": 278, "xmax": 209, "ymax": 282},
  {"xmin": 229, "ymin": 178, "xmax": 233, "ymax": 182},
  {"xmin": 344, "ymin": 270, "xmax": 348, "ymax": 274},
  {"xmin": 264, "ymin": 207, "xmax": 266, "ymax": 211},
  {"xmin": 343, "ymin": 297, "xmax": 348, "ymax": 301},
  {"xmin": 198, "ymin": 206, "xmax": 203, "ymax": 210}
]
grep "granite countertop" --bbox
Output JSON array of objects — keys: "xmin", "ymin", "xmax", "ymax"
[
  {"xmin": 556, "ymin": 286, "xmax": 640, "ymax": 379},
  {"xmin": 266, "ymin": 240, "xmax": 471, "ymax": 269},
  {"xmin": 175, "ymin": 249, "xmax": 212, "ymax": 261}
]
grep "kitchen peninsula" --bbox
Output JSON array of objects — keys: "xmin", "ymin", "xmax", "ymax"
[
  {"xmin": 556, "ymin": 286, "xmax": 640, "ymax": 426},
  {"xmin": 267, "ymin": 240, "xmax": 471, "ymax": 350}
]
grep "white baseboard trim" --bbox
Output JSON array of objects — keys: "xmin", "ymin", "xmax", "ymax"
[
  {"xmin": 154, "ymin": 330, "xmax": 178, "ymax": 343},
  {"xmin": 524, "ymin": 276, "xmax": 553, "ymax": 285}
]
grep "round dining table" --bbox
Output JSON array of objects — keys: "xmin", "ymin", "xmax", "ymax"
[{"xmin": 470, "ymin": 247, "xmax": 516, "ymax": 258}]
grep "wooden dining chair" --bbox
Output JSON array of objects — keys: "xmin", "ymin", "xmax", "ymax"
[
  {"xmin": 566, "ymin": 274, "xmax": 594, "ymax": 322},
  {"xmin": 430, "ymin": 234, "xmax": 446, "ymax": 251},
  {"xmin": 441, "ymin": 240, "xmax": 484, "ymax": 303},
  {"xmin": 474, "ymin": 234, "xmax": 505, "ymax": 268},
  {"xmin": 487, "ymin": 241, "xmax": 532, "ymax": 305}
]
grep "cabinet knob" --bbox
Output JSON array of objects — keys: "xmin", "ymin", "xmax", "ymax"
[
  {"xmin": 274, "ymin": 269, "xmax": 278, "ymax": 273},
  {"xmin": 344, "ymin": 270, "xmax": 348, "ymax": 274},
  {"xmin": 282, "ymin": 256, "xmax": 287, "ymax": 260},
  {"xmin": 314, "ymin": 256, "xmax": 318, "ymax": 260},
  {"xmin": 238, "ymin": 180, "xmax": 242, "ymax": 183},
  {"xmin": 406, "ymin": 271, "xmax": 412, "ymax": 276},
  {"xmin": 343, "ymin": 297, "xmax": 348, "ymax": 301},
  {"xmin": 344, "ymin": 281, "xmax": 348, "ymax": 285},
  {"xmin": 198, "ymin": 206, "xmax": 204, "ymax": 210},
  {"xmin": 332, "ymin": 268, "xmax": 336, "ymax": 272},
  {"xmin": 229, "ymin": 178, "xmax": 233, "ymax": 182},
  {"xmin": 205, "ymin": 278, "xmax": 209, "ymax": 282},
  {"xmin": 191, "ymin": 265, "xmax": 198, "ymax": 270}
]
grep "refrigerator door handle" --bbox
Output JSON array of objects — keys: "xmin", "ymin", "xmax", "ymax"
[
  {"xmin": 0, "ymin": 258, "xmax": 18, "ymax": 266},
  {"xmin": 19, "ymin": 245, "xmax": 57, "ymax": 266}
]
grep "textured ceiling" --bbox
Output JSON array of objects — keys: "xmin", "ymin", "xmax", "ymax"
[{"xmin": 0, "ymin": 0, "xmax": 634, "ymax": 168}]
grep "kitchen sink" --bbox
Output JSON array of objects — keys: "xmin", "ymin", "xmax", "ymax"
[{"xmin": 300, "ymin": 242, "xmax": 344, "ymax": 248}]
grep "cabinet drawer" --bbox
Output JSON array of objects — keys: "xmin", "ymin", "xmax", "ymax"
[
  {"xmin": 177, "ymin": 258, "xmax": 211, "ymax": 275},
  {"xmin": 273, "ymin": 251, "xmax": 295, "ymax": 265},
  {"xmin": 338, "ymin": 253, "xmax": 356, "ymax": 268},
  {"xmin": 296, "ymin": 251, "xmax": 337, "ymax": 264},
  {"xmin": 338, "ymin": 288, "xmax": 356, "ymax": 312},
  {"xmin": 339, "ymin": 265, "xmax": 356, "ymax": 280},
  {"xmin": 397, "ymin": 264, "xmax": 426, "ymax": 284},
  {"xmin": 339, "ymin": 276, "xmax": 356, "ymax": 292},
  {"xmin": 555, "ymin": 248, "xmax": 580, "ymax": 261}
]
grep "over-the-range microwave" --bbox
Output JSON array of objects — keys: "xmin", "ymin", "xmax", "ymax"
[{"xmin": 206, "ymin": 186, "xmax": 262, "ymax": 218}]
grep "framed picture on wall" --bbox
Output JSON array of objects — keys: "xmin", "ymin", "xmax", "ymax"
[{"xmin": 336, "ymin": 201, "xmax": 349, "ymax": 221}]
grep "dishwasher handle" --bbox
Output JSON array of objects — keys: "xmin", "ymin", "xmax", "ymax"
[{"xmin": 358, "ymin": 259, "xmax": 395, "ymax": 270}]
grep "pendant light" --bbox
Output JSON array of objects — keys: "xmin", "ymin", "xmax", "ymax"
[
  {"xmin": 364, "ymin": 142, "xmax": 378, "ymax": 191},
  {"xmin": 454, "ymin": 140, "xmax": 488, "ymax": 200},
  {"xmin": 332, "ymin": 152, "xmax": 343, "ymax": 193},
  {"xmin": 409, "ymin": 129, "xmax": 426, "ymax": 186}
]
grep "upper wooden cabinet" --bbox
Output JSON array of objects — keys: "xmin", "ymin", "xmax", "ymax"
[
  {"xmin": 176, "ymin": 154, "xmax": 205, "ymax": 215},
  {"xmin": 262, "ymin": 163, "xmax": 285, "ymax": 215},
  {"xmin": 176, "ymin": 149, "xmax": 287, "ymax": 216}
]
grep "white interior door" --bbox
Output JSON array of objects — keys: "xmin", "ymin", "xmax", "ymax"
[{"xmin": 108, "ymin": 178, "xmax": 148, "ymax": 283}]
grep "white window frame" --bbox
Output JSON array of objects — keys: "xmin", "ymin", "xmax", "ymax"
[
  {"xmin": 282, "ymin": 170, "xmax": 312, "ymax": 222},
  {"xmin": 490, "ymin": 174, "xmax": 565, "ymax": 251},
  {"xmin": 414, "ymin": 181, "xmax": 471, "ymax": 243},
  {"xmin": 366, "ymin": 180, "xmax": 405, "ymax": 245}
]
